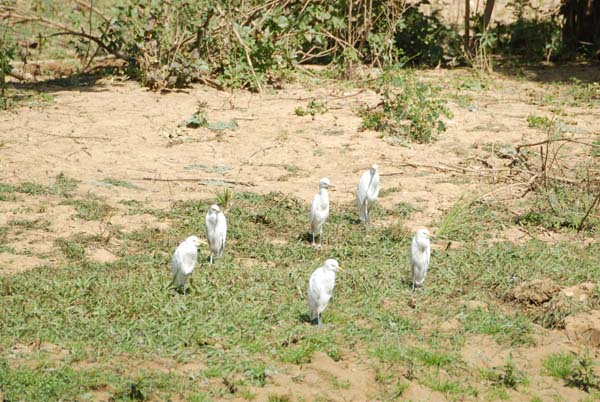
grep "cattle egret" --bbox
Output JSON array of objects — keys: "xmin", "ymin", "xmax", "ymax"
[
  {"xmin": 356, "ymin": 164, "xmax": 380, "ymax": 224},
  {"xmin": 171, "ymin": 235, "xmax": 201, "ymax": 294},
  {"xmin": 410, "ymin": 228, "xmax": 431, "ymax": 291},
  {"xmin": 310, "ymin": 177, "xmax": 332, "ymax": 246},
  {"xmin": 205, "ymin": 204, "xmax": 227, "ymax": 264},
  {"xmin": 308, "ymin": 258, "xmax": 342, "ymax": 326}
]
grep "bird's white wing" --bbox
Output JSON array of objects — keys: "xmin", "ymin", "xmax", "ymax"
[
  {"xmin": 310, "ymin": 193, "xmax": 319, "ymax": 224},
  {"xmin": 369, "ymin": 172, "xmax": 380, "ymax": 200},
  {"xmin": 308, "ymin": 269, "xmax": 324, "ymax": 315},
  {"xmin": 216, "ymin": 214, "xmax": 227, "ymax": 255},
  {"xmin": 171, "ymin": 249, "xmax": 181, "ymax": 276},
  {"xmin": 205, "ymin": 212, "xmax": 211, "ymax": 238},
  {"xmin": 356, "ymin": 171, "xmax": 369, "ymax": 205},
  {"xmin": 177, "ymin": 243, "xmax": 198, "ymax": 275}
]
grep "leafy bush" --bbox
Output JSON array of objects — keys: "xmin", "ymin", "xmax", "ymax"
[
  {"xmin": 394, "ymin": 6, "xmax": 463, "ymax": 67},
  {"xmin": 3, "ymin": 0, "xmax": 464, "ymax": 90},
  {"xmin": 0, "ymin": 27, "xmax": 15, "ymax": 109},
  {"xmin": 518, "ymin": 183, "xmax": 600, "ymax": 232},
  {"xmin": 359, "ymin": 71, "xmax": 452, "ymax": 143},
  {"xmin": 490, "ymin": 1, "xmax": 562, "ymax": 62}
]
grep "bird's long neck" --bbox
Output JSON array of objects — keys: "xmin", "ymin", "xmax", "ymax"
[{"xmin": 319, "ymin": 188, "xmax": 329, "ymax": 204}]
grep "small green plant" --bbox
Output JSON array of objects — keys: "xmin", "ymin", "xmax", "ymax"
[
  {"xmin": 183, "ymin": 110, "xmax": 209, "ymax": 129},
  {"xmin": 527, "ymin": 115, "xmax": 554, "ymax": 130},
  {"xmin": 567, "ymin": 351, "xmax": 599, "ymax": 392},
  {"xmin": 294, "ymin": 100, "xmax": 328, "ymax": 120},
  {"xmin": 359, "ymin": 71, "xmax": 452, "ymax": 143},
  {"xmin": 568, "ymin": 78, "xmax": 600, "ymax": 107},
  {"xmin": 543, "ymin": 353, "xmax": 575, "ymax": 380},
  {"xmin": 64, "ymin": 196, "xmax": 113, "ymax": 221},
  {"xmin": 495, "ymin": 358, "xmax": 522, "ymax": 389},
  {"xmin": 55, "ymin": 238, "xmax": 86, "ymax": 261},
  {"xmin": 214, "ymin": 188, "xmax": 233, "ymax": 209}
]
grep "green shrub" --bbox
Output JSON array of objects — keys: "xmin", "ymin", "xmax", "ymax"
[
  {"xmin": 359, "ymin": 71, "xmax": 452, "ymax": 143},
  {"xmin": 394, "ymin": 6, "xmax": 463, "ymax": 67}
]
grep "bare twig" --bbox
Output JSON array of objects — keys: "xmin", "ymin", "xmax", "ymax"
[
  {"xmin": 231, "ymin": 22, "xmax": 262, "ymax": 92},
  {"xmin": 134, "ymin": 177, "xmax": 256, "ymax": 187},
  {"xmin": 577, "ymin": 191, "xmax": 600, "ymax": 232},
  {"xmin": 73, "ymin": 0, "xmax": 110, "ymax": 23}
]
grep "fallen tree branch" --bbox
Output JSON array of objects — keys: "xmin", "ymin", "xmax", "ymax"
[
  {"xmin": 516, "ymin": 137, "xmax": 600, "ymax": 152},
  {"xmin": 134, "ymin": 177, "xmax": 256, "ymax": 187}
]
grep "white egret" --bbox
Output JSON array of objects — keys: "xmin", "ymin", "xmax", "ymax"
[
  {"xmin": 356, "ymin": 164, "xmax": 380, "ymax": 224},
  {"xmin": 409, "ymin": 228, "xmax": 431, "ymax": 291},
  {"xmin": 205, "ymin": 204, "xmax": 227, "ymax": 264},
  {"xmin": 309, "ymin": 177, "xmax": 333, "ymax": 246},
  {"xmin": 171, "ymin": 235, "xmax": 201, "ymax": 294},
  {"xmin": 308, "ymin": 258, "xmax": 343, "ymax": 326}
]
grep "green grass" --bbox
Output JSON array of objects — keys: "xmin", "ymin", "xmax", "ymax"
[
  {"xmin": 0, "ymin": 174, "xmax": 78, "ymax": 199},
  {"xmin": 64, "ymin": 195, "xmax": 113, "ymax": 220},
  {"xmin": 462, "ymin": 308, "xmax": 533, "ymax": 346},
  {"xmin": 543, "ymin": 352, "xmax": 575, "ymax": 380},
  {"xmin": 101, "ymin": 178, "xmax": 141, "ymax": 189},
  {"xmin": 1, "ymin": 192, "xmax": 599, "ymax": 399},
  {"xmin": 527, "ymin": 114, "xmax": 554, "ymax": 130},
  {"xmin": 436, "ymin": 199, "xmax": 504, "ymax": 241}
]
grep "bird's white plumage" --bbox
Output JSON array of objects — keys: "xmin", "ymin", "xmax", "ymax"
[
  {"xmin": 205, "ymin": 204, "xmax": 227, "ymax": 264},
  {"xmin": 356, "ymin": 164, "xmax": 380, "ymax": 223},
  {"xmin": 409, "ymin": 229, "xmax": 431, "ymax": 290},
  {"xmin": 309, "ymin": 178, "xmax": 331, "ymax": 246},
  {"xmin": 171, "ymin": 235, "xmax": 200, "ymax": 292},
  {"xmin": 308, "ymin": 259, "xmax": 341, "ymax": 325}
]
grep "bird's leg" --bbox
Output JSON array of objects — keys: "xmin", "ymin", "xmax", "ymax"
[
  {"xmin": 365, "ymin": 200, "xmax": 369, "ymax": 225},
  {"xmin": 183, "ymin": 282, "xmax": 187, "ymax": 295},
  {"xmin": 317, "ymin": 313, "xmax": 322, "ymax": 327},
  {"xmin": 210, "ymin": 254, "xmax": 213, "ymax": 264},
  {"xmin": 319, "ymin": 229, "xmax": 323, "ymax": 247},
  {"xmin": 311, "ymin": 233, "xmax": 315, "ymax": 246}
]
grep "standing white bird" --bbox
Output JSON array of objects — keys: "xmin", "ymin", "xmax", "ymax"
[
  {"xmin": 308, "ymin": 258, "xmax": 343, "ymax": 326},
  {"xmin": 171, "ymin": 235, "xmax": 201, "ymax": 294},
  {"xmin": 356, "ymin": 164, "xmax": 380, "ymax": 224},
  {"xmin": 309, "ymin": 177, "xmax": 332, "ymax": 246},
  {"xmin": 205, "ymin": 204, "xmax": 227, "ymax": 264},
  {"xmin": 409, "ymin": 228, "xmax": 431, "ymax": 291}
]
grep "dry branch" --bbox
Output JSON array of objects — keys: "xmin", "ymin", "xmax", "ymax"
[
  {"xmin": 134, "ymin": 177, "xmax": 256, "ymax": 187},
  {"xmin": 231, "ymin": 23, "xmax": 262, "ymax": 92}
]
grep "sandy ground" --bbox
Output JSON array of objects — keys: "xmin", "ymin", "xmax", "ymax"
[{"xmin": 1, "ymin": 64, "xmax": 600, "ymax": 400}]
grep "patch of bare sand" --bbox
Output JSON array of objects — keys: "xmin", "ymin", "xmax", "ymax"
[
  {"xmin": 565, "ymin": 310, "xmax": 600, "ymax": 348},
  {"xmin": 6, "ymin": 342, "xmax": 70, "ymax": 368},
  {"xmin": 241, "ymin": 351, "xmax": 378, "ymax": 402},
  {"xmin": 74, "ymin": 354, "xmax": 207, "ymax": 375},
  {"xmin": 462, "ymin": 329, "xmax": 591, "ymax": 401},
  {"xmin": 0, "ymin": 252, "xmax": 45, "ymax": 274},
  {"xmin": 87, "ymin": 247, "xmax": 118, "ymax": 263},
  {"xmin": 402, "ymin": 383, "xmax": 446, "ymax": 402}
]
